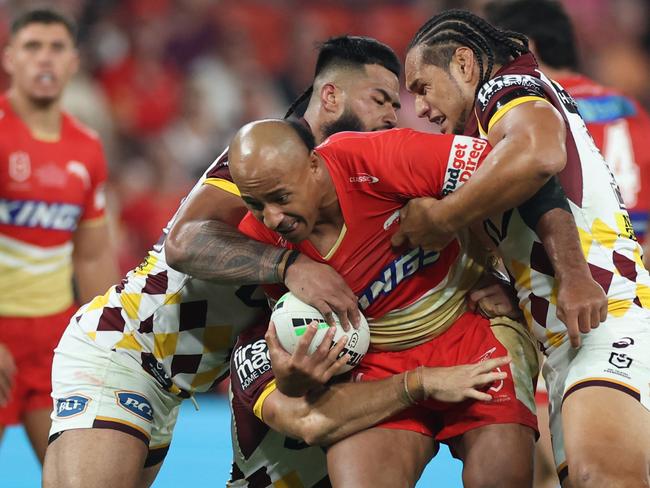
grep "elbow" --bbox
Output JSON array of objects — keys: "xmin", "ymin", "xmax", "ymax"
[
  {"xmin": 298, "ymin": 416, "xmax": 334, "ymax": 446},
  {"xmin": 538, "ymin": 153, "xmax": 566, "ymax": 179},
  {"xmin": 164, "ymin": 226, "xmax": 187, "ymax": 272}
]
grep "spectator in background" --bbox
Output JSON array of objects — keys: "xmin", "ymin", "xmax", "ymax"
[{"xmin": 0, "ymin": 8, "xmax": 117, "ymax": 463}]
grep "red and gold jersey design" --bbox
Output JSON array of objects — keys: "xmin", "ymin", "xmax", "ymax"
[
  {"xmin": 558, "ymin": 75, "xmax": 650, "ymax": 242},
  {"xmin": 0, "ymin": 95, "xmax": 108, "ymax": 317},
  {"xmin": 468, "ymin": 54, "xmax": 650, "ymax": 353},
  {"xmin": 239, "ymin": 129, "xmax": 490, "ymax": 351}
]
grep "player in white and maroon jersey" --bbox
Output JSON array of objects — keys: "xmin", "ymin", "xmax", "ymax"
[
  {"xmin": 485, "ymin": 0, "xmax": 650, "ymax": 268},
  {"xmin": 485, "ymin": 2, "xmax": 650, "ymax": 485},
  {"xmin": 401, "ymin": 10, "xmax": 650, "ymax": 488}
]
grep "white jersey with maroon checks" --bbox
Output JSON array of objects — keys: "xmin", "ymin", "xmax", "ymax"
[
  {"xmin": 471, "ymin": 54, "xmax": 650, "ymax": 353},
  {"xmin": 73, "ymin": 152, "xmax": 268, "ymax": 396}
]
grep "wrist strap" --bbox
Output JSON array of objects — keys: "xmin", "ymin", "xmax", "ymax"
[{"xmin": 281, "ymin": 250, "xmax": 301, "ymax": 283}]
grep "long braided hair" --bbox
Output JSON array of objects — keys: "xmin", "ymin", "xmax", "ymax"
[
  {"xmin": 409, "ymin": 9, "xmax": 529, "ymax": 97},
  {"xmin": 284, "ymin": 35, "xmax": 401, "ymax": 119}
]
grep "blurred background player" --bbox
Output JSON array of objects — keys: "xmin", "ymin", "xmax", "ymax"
[
  {"xmin": 485, "ymin": 0, "xmax": 650, "ymax": 268},
  {"xmin": 485, "ymin": 1, "xmax": 650, "ymax": 485},
  {"xmin": 0, "ymin": 8, "xmax": 116, "ymax": 463}
]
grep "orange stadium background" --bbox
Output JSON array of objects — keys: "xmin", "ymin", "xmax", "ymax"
[{"xmin": 0, "ymin": 0, "xmax": 649, "ymax": 486}]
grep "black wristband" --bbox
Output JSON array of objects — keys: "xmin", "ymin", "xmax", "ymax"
[{"xmin": 281, "ymin": 250, "xmax": 301, "ymax": 283}]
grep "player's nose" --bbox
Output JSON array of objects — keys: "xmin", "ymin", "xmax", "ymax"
[
  {"xmin": 262, "ymin": 205, "xmax": 284, "ymax": 230},
  {"xmin": 414, "ymin": 96, "xmax": 430, "ymax": 119},
  {"xmin": 384, "ymin": 107, "xmax": 398, "ymax": 128}
]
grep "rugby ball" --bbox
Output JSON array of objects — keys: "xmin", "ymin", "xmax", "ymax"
[{"xmin": 271, "ymin": 292, "xmax": 370, "ymax": 374}]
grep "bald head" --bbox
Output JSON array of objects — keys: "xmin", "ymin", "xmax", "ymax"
[{"xmin": 229, "ymin": 119, "xmax": 315, "ymax": 186}]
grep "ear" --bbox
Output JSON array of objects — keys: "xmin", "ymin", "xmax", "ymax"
[
  {"xmin": 70, "ymin": 47, "xmax": 80, "ymax": 76},
  {"xmin": 319, "ymin": 82, "xmax": 340, "ymax": 114},
  {"xmin": 451, "ymin": 46, "xmax": 477, "ymax": 83}
]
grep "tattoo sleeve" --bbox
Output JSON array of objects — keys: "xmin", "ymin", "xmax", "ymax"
[{"xmin": 168, "ymin": 219, "xmax": 289, "ymax": 284}]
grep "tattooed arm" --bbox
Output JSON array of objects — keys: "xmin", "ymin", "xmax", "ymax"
[{"xmin": 165, "ymin": 184, "xmax": 360, "ymax": 327}]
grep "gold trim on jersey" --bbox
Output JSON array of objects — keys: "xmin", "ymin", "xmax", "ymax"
[
  {"xmin": 487, "ymin": 96, "xmax": 549, "ymax": 134},
  {"xmin": 323, "ymin": 224, "xmax": 347, "ymax": 260},
  {"xmin": 204, "ymin": 178, "xmax": 241, "ymax": 196},
  {"xmin": 370, "ymin": 244, "xmax": 485, "ymax": 351},
  {"xmin": 253, "ymin": 378, "xmax": 278, "ymax": 422}
]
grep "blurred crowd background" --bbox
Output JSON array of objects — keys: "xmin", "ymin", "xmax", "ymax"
[{"xmin": 1, "ymin": 0, "xmax": 649, "ymax": 272}]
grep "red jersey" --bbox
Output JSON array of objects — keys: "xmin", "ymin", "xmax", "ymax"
[
  {"xmin": 558, "ymin": 75, "xmax": 650, "ymax": 241},
  {"xmin": 0, "ymin": 95, "xmax": 108, "ymax": 317},
  {"xmin": 239, "ymin": 129, "xmax": 490, "ymax": 350}
]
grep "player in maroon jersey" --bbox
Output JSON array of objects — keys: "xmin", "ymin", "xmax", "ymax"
[
  {"xmin": 399, "ymin": 10, "xmax": 649, "ymax": 488},
  {"xmin": 231, "ymin": 119, "xmax": 540, "ymax": 488},
  {"xmin": 485, "ymin": 0, "xmax": 650, "ymax": 270},
  {"xmin": 0, "ymin": 8, "xmax": 116, "ymax": 463},
  {"xmin": 485, "ymin": 2, "xmax": 650, "ymax": 485}
]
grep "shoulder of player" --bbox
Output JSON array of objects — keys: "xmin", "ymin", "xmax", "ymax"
[
  {"xmin": 62, "ymin": 112, "xmax": 102, "ymax": 144},
  {"xmin": 317, "ymin": 128, "xmax": 419, "ymax": 154}
]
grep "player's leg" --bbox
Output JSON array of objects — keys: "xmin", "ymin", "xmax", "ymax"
[
  {"xmin": 443, "ymin": 316, "xmax": 539, "ymax": 487},
  {"xmin": 22, "ymin": 407, "xmax": 51, "ymax": 462},
  {"xmin": 43, "ymin": 325, "xmax": 180, "ymax": 488},
  {"xmin": 547, "ymin": 313, "xmax": 650, "ymax": 488},
  {"xmin": 43, "ymin": 429, "xmax": 149, "ymax": 488},
  {"xmin": 327, "ymin": 426, "xmax": 437, "ymax": 488},
  {"xmin": 562, "ymin": 387, "xmax": 650, "ymax": 488},
  {"xmin": 448, "ymin": 423, "xmax": 535, "ymax": 488},
  {"xmin": 533, "ymin": 389, "xmax": 560, "ymax": 488}
]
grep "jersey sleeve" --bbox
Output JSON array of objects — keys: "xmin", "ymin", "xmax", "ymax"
[
  {"xmin": 79, "ymin": 139, "xmax": 108, "ymax": 224},
  {"xmin": 202, "ymin": 147, "xmax": 241, "ymax": 196},
  {"xmin": 475, "ymin": 74, "xmax": 551, "ymax": 137},
  {"xmin": 319, "ymin": 129, "xmax": 490, "ymax": 199},
  {"xmin": 230, "ymin": 324, "xmax": 277, "ymax": 421}
]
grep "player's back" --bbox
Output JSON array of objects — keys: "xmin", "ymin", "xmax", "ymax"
[
  {"xmin": 559, "ymin": 75, "xmax": 650, "ymax": 241},
  {"xmin": 0, "ymin": 95, "xmax": 108, "ymax": 317}
]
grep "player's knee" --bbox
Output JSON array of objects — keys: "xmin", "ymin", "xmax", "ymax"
[
  {"xmin": 462, "ymin": 463, "xmax": 532, "ymax": 488},
  {"xmin": 569, "ymin": 461, "xmax": 650, "ymax": 488}
]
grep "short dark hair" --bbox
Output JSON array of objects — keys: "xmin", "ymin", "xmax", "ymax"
[
  {"xmin": 485, "ymin": 0, "xmax": 578, "ymax": 70},
  {"xmin": 284, "ymin": 35, "xmax": 400, "ymax": 118},
  {"xmin": 11, "ymin": 8, "xmax": 77, "ymax": 43},
  {"xmin": 287, "ymin": 119, "xmax": 316, "ymax": 152}
]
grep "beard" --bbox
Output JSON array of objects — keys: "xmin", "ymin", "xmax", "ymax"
[
  {"xmin": 452, "ymin": 104, "xmax": 471, "ymax": 135},
  {"xmin": 321, "ymin": 106, "xmax": 364, "ymax": 139}
]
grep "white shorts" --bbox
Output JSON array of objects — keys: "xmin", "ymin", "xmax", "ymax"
[
  {"xmin": 542, "ymin": 309, "xmax": 650, "ymax": 481},
  {"xmin": 50, "ymin": 323, "xmax": 183, "ymax": 466}
]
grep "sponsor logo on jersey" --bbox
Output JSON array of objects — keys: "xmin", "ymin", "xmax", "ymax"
[
  {"xmin": 116, "ymin": 391, "xmax": 154, "ymax": 422},
  {"xmin": 608, "ymin": 352, "xmax": 633, "ymax": 369},
  {"xmin": 358, "ymin": 247, "xmax": 440, "ymax": 310},
  {"xmin": 0, "ymin": 199, "xmax": 81, "ymax": 231},
  {"xmin": 56, "ymin": 394, "xmax": 90, "ymax": 418},
  {"xmin": 8, "ymin": 151, "xmax": 31, "ymax": 182},
  {"xmin": 612, "ymin": 337, "xmax": 635, "ymax": 348},
  {"xmin": 233, "ymin": 339, "xmax": 271, "ymax": 390},
  {"xmin": 349, "ymin": 173, "xmax": 380, "ymax": 184},
  {"xmin": 477, "ymin": 74, "xmax": 545, "ymax": 109},
  {"xmin": 575, "ymin": 95, "xmax": 636, "ymax": 123},
  {"xmin": 442, "ymin": 137, "xmax": 488, "ymax": 196}
]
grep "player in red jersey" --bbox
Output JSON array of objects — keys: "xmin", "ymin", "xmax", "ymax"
[
  {"xmin": 230, "ymin": 120, "xmax": 539, "ymax": 488},
  {"xmin": 400, "ymin": 10, "xmax": 650, "ymax": 488},
  {"xmin": 485, "ymin": 2, "xmax": 650, "ymax": 485},
  {"xmin": 485, "ymin": 0, "xmax": 650, "ymax": 268},
  {"xmin": 0, "ymin": 9, "xmax": 117, "ymax": 463}
]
